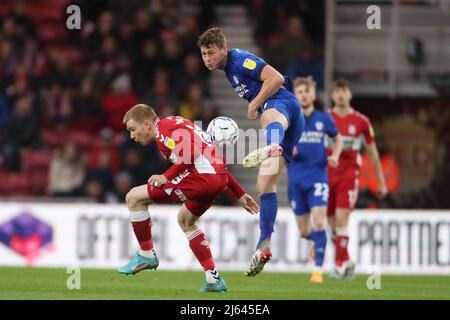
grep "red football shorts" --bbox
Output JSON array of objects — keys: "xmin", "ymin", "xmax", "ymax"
[
  {"xmin": 327, "ymin": 175, "xmax": 359, "ymax": 216},
  {"xmin": 147, "ymin": 172, "xmax": 228, "ymax": 217}
]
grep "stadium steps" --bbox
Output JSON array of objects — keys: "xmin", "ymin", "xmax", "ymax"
[{"xmin": 210, "ymin": 5, "xmax": 289, "ymax": 206}]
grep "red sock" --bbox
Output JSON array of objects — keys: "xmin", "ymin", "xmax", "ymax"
[
  {"xmin": 187, "ymin": 229, "xmax": 215, "ymax": 271},
  {"xmin": 335, "ymin": 235, "xmax": 349, "ymax": 267},
  {"xmin": 131, "ymin": 218, "xmax": 153, "ymax": 251}
]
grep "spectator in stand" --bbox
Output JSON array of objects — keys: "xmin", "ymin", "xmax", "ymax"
[
  {"xmin": 87, "ymin": 127, "xmax": 120, "ymax": 173},
  {"xmin": 72, "ymin": 76, "xmax": 104, "ymax": 123},
  {"xmin": 134, "ymin": 39, "xmax": 161, "ymax": 97},
  {"xmin": 109, "ymin": 171, "xmax": 133, "ymax": 203},
  {"xmin": 260, "ymin": 16, "xmax": 309, "ymax": 71},
  {"xmin": 10, "ymin": 0, "xmax": 35, "ymax": 37},
  {"xmin": 175, "ymin": 53, "xmax": 208, "ymax": 96},
  {"xmin": 286, "ymin": 41, "xmax": 324, "ymax": 90},
  {"xmin": 102, "ymin": 73, "xmax": 138, "ymax": 131},
  {"xmin": 42, "ymin": 82, "xmax": 73, "ymax": 126},
  {"xmin": 87, "ymin": 11, "xmax": 119, "ymax": 53},
  {"xmin": 121, "ymin": 147, "xmax": 149, "ymax": 186},
  {"xmin": 48, "ymin": 142, "xmax": 86, "ymax": 197},
  {"xmin": 179, "ymin": 83, "xmax": 205, "ymax": 121},
  {"xmin": 1, "ymin": 96, "xmax": 39, "ymax": 171},
  {"xmin": 128, "ymin": 9, "xmax": 161, "ymax": 61}
]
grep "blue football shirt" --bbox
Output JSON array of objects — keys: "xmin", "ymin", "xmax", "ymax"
[
  {"xmin": 287, "ymin": 109, "xmax": 338, "ymax": 182},
  {"xmin": 224, "ymin": 48, "xmax": 294, "ymax": 104}
]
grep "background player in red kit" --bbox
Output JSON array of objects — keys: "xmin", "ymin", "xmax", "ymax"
[
  {"xmin": 327, "ymin": 79, "xmax": 388, "ymax": 279},
  {"xmin": 118, "ymin": 104, "xmax": 259, "ymax": 292}
]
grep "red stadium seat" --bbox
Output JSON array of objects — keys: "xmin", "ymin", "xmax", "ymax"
[{"xmin": 20, "ymin": 149, "xmax": 52, "ymax": 173}]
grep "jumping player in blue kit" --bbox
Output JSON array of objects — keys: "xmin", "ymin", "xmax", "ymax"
[
  {"xmin": 198, "ymin": 27, "xmax": 305, "ymax": 276},
  {"xmin": 288, "ymin": 77, "xmax": 342, "ymax": 284}
]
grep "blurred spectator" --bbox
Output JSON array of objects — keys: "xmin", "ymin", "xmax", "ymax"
[
  {"xmin": 102, "ymin": 74, "xmax": 138, "ymax": 131},
  {"xmin": 179, "ymin": 83, "xmax": 205, "ymax": 121},
  {"xmin": 285, "ymin": 41, "xmax": 324, "ymax": 90},
  {"xmin": 262, "ymin": 16, "xmax": 309, "ymax": 71},
  {"xmin": 122, "ymin": 147, "xmax": 149, "ymax": 186},
  {"xmin": 128, "ymin": 9, "xmax": 160, "ymax": 60},
  {"xmin": 87, "ymin": 11, "xmax": 119, "ymax": 52},
  {"xmin": 0, "ymin": 39, "xmax": 19, "ymax": 79},
  {"xmin": 84, "ymin": 179, "xmax": 106, "ymax": 203},
  {"xmin": 48, "ymin": 142, "xmax": 85, "ymax": 197},
  {"xmin": 72, "ymin": 76, "xmax": 104, "ymax": 121},
  {"xmin": 42, "ymin": 83, "xmax": 73, "ymax": 126},
  {"xmin": 1, "ymin": 96, "xmax": 39, "ymax": 171},
  {"xmin": 10, "ymin": 0, "xmax": 35, "ymax": 38},
  {"xmin": 134, "ymin": 39, "xmax": 161, "ymax": 97},
  {"xmin": 88, "ymin": 128, "xmax": 120, "ymax": 172},
  {"xmin": 175, "ymin": 54, "xmax": 208, "ymax": 96},
  {"xmin": 108, "ymin": 171, "xmax": 133, "ymax": 203}
]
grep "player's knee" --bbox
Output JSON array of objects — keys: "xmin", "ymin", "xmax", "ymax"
[
  {"xmin": 313, "ymin": 219, "xmax": 326, "ymax": 230},
  {"xmin": 125, "ymin": 189, "xmax": 140, "ymax": 209},
  {"xmin": 299, "ymin": 226, "xmax": 310, "ymax": 237},
  {"xmin": 177, "ymin": 213, "xmax": 193, "ymax": 232},
  {"xmin": 256, "ymin": 178, "xmax": 277, "ymax": 195}
]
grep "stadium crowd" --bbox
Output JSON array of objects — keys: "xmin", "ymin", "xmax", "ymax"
[{"xmin": 0, "ymin": 0, "xmax": 219, "ymax": 202}]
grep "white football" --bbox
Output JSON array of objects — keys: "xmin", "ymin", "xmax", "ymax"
[{"xmin": 207, "ymin": 116, "xmax": 240, "ymax": 147}]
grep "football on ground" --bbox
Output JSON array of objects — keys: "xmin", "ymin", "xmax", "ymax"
[{"xmin": 207, "ymin": 116, "xmax": 240, "ymax": 147}]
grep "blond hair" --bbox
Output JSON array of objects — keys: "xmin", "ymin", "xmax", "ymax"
[
  {"xmin": 123, "ymin": 104, "xmax": 158, "ymax": 124},
  {"xmin": 198, "ymin": 27, "xmax": 227, "ymax": 48},
  {"xmin": 293, "ymin": 76, "xmax": 316, "ymax": 89}
]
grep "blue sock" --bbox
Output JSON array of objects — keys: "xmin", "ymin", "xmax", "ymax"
[
  {"xmin": 310, "ymin": 229, "xmax": 327, "ymax": 267},
  {"xmin": 265, "ymin": 122, "xmax": 285, "ymax": 146},
  {"xmin": 257, "ymin": 192, "xmax": 278, "ymax": 249}
]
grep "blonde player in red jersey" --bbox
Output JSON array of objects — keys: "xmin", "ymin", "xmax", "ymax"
[
  {"xmin": 118, "ymin": 104, "xmax": 259, "ymax": 292},
  {"xmin": 327, "ymin": 79, "xmax": 388, "ymax": 279}
]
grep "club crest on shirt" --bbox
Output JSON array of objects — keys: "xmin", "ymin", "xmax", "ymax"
[
  {"xmin": 243, "ymin": 58, "xmax": 256, "ymax": 70},
  {"xmin": 315, "ymin": 121, "xmax": 323, "ymax": 131},
  {"xmin": 348, "ymin": 124, "xmax": 356, "ymax": 135}
]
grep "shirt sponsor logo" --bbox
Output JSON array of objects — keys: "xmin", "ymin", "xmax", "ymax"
[
  {"xmin": 348, "ymin": 125, "xmax": 356, "ymax": 135},
  {"xmin": 164, "ymin": 137, "xmax": 176, "ymax": 150}
]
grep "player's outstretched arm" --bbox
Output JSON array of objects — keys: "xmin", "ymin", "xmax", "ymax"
[
  {"xmin": 238, "ymin": 193, "xmax": 259, "ymax": 215},
  {"xmin": 226, "ymin": 171, "xmax": 259, "ymax": 214}
]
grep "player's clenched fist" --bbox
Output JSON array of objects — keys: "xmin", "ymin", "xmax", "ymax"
[
  {"xmin": 148, "ymin": 175, "xmax": 168, "ymax": 188},
  {"xmin": 238, "ymin": 193, "xmax": 260, "ymax": 215},
  {"xmin": 327, "ymin": 155, "xmax": 339, "ymax": 168}
]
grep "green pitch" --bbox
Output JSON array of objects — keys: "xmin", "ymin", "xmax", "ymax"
[{"xmin": 0, "ymin": 267, "xmax": 449, "ymax": 300}]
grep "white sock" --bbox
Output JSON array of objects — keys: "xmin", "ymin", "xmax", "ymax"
[
  {"xmin": 205, "ymin": 268, "xmax": 220, "ymax": 283},
  {"xmin": 313, "ymin": 265, "xmax": 323, "ymax": 273},
  {"xmin": 139, "ymin": 248, "xmax": 156, "ymax": 259}
]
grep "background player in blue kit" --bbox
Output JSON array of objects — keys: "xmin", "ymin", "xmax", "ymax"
[
  {"xmin": 198, "ymin": 27, "xmax": 305, "ymax": 276},
  {"xmin": 287, "ymin": 77, "xmax": 343, "ymax": 284}
]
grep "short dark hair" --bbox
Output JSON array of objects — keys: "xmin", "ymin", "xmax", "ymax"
[
  {"xmin": 331, "ymin": 78, "xmax": 352, "ymax": 92},
  {"xmin": 198, "ymin": 27, "xmax": 227, "ymax": 48}
]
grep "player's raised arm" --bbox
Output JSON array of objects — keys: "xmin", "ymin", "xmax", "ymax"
[
  {"xmin": 248, "ymin": 65, "xmax": 285, "ymax": 120},
  {"xmin": 227, "ymin": 171, "xmax": 259, "ymax": 214}
]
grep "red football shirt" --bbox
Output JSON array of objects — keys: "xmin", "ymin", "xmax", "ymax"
[
  {"xmin": 155, "ymin": 116, "xmax": 227, "ymax": 180},
  {"xmin": 328, "ymin": 108, "xmax": 375, "ymax": 178}
]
